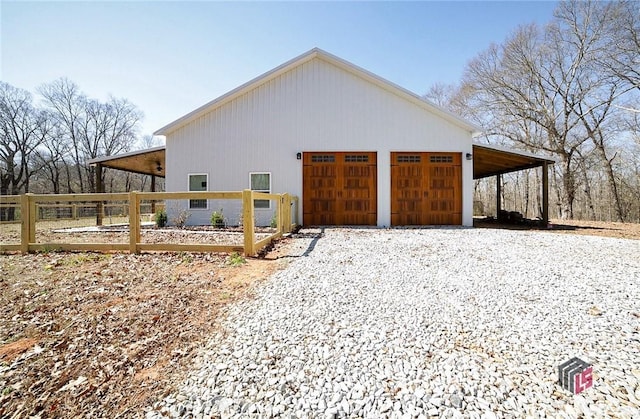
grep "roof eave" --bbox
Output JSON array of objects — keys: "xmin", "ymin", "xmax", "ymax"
[
  {"xmin": 87, "ymin": 145, "xmax": 167, "ymax": 165},
  {"xmin": 472, "ymin": 142, "xmax": 557, "ymax": 163}
]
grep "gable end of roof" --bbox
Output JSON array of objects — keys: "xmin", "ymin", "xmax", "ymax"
[{"xmin": 154, "ymin": 48, "xmax": 480, "ymax": 136}]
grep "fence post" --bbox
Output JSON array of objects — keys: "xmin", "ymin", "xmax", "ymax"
[
  {"xmin": 284, "ymin": 193, "xmax": 292, "ymax": 233},
  {"xmin": 129, "ymin": 191, "xmax": 140, "ymax": 254},
  {"xmin": 20, "ymin": 194, "xmax": 30, "ymax": 253},
  {"xmin": 279, "ymin": 194, "xmax": 286, "ymax": 234},
  {"xmin": 29, "ymin": 197, "xmax": 36, "ymax": 246},
  {"xmin": 242, "ymin": 189, "xmax": 255, "ymax": 256},
  {"xmin": 277, "ymin": 194, "xmax": 283, "ymax": 234}
]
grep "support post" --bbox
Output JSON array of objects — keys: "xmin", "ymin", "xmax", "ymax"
[
  {"xmin": 129, "ymin": 191, "xmax": 140, "ymax": 254},
  {"xmin": 242, "ymin": 189, "xmax": 255, "ymax": 256},
  {"xmin": 542, "ymin": 162, "xmax": 549, "ymax": 225},
  {"xmin": 96, "ymin": 163, "xmax": 103, "ymax": 226},
  {"xmin": 150, "ymin": 174, "xmax": 156, "ymax": 214},
  {"xmin": 496, "ymin": 174, "xmax": 502, "ymax": 220}
]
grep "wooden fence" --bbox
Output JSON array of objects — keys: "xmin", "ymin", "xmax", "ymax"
[
  {"xmin": 0, "ymin": 190, "xmax": 299, "ymax": 256},
  {"xmin": 0, "ymin": 201, "xmax": 161, "ymax": 224}
]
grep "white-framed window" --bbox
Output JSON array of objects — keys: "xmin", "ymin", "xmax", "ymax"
[
  {"xmin": 250, "ymin": 172, "xmax": 271, "ymax": 209},
  {"xmin": 188, "ymin": 173, "xmax": 208, "ymax": 209}
]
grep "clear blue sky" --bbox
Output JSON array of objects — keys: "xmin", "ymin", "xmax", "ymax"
[{"xmin": 1, "ymin": 1, "xmax": 558, "ymax": 140}]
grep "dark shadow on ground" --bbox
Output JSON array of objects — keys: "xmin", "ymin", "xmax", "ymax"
[
  {"xmin": 473, "ymin": 217, "xmax": 612, "ymax": 232},
  {"xmin": 298, "ymin": 228, "xmax": 325, "ymax": 257},
  {"xmin": 267, "ymin": 227, "xmax": 325, "ymax": 259}
]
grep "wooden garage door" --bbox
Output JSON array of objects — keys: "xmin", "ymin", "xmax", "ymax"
[
  {"xmin": 303, "ymin": 152, "xmax": 377, "ymax": 225},
  {"xmin": 391, "ymin": 152, "xmax": 462, "ymax": 225}
]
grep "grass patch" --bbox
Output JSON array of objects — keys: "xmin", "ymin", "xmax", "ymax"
[{"xmin": 227, "ymin": 252, "xmax": 246, "ymax": 267}]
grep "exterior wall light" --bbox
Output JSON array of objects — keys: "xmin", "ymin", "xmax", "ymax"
[
  {"xmin": 296, "ymin": 152, "xmax": 302, "ymax": 160},
  {"xmin": 466, "ymin": 153, "xmax": 473, "ymax": 161}
]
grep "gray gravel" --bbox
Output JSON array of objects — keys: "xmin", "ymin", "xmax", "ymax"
[{"xmin": 148, "ymin": 228, "xmax": 640, "ymax": 418}]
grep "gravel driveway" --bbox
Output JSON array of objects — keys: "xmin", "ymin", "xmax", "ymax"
[{"xmin": 149, "ymin": 228, "xmax": 640, "ymax": 418}]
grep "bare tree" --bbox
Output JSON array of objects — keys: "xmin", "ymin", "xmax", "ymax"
[
  {"xmin": 0, "ymin": 82, "xmax": 52, "ymax": 220},
  {"xmin": 38, "ymin": 78, "xmax": 87, "ymax": 192},
  {"xmin": 139, "ymin": 134, "xmax": 163, "ymax": 149},
  {"xmin": 33, "ymin": 115, "xmax": 71, "ymax": 194},
  {"xmin": 39, "ymin": 79, "xmax": 142, "ymax": 193},
  {"xmin": 78, "ymin": 97, "xmax": 142, "ymax": 192},
  {"xmin": 600, "ymin": 0, "xmax": 640, "ymax": 100},
  {"xmin": 423, "ymin": 83, "xmax": 458, "ymax": 108},
  {"xmin": 0, "ymin": 82, "xmax": 51, "ymax": 194},
  {"xmin": 459, "ymin": 0, "xmax": 638, "ymax": 220}
]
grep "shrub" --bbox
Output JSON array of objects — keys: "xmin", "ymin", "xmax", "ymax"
[
  {"xmin": 270, "ymin": 213, "xmax": 278, "ymax": 228},
  {"xmin": 154, "ymin": 209, "xmax": 168, "ymax": 227},
  {"xmin": 227, "ymin": 252, "xmax": 246, "ymax": 266},
  {"xmin": 172, "ymin": 209, "xmax": 191, "ymax": 229},
  {"xmin": 211, "ymin": 209, "xmax": 225, "ymax": 227}
]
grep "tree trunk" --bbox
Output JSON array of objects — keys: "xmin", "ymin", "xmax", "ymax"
[
  {"xmin": 560, "ymin": 156, "xmax": 576, "ymax": 219},
  {"xmin": 551, "ymin": 165, "xmax": 564, "ymax": 219},
  {"xmin": 595, "ymin": 145, "xmax": 625, "ymax": 222},
  {"xmin": 578, "ymin": 159, "xmax": 597, "ymax": 221},
  {"xmin": 65, "ymin": 165, "xmax": 74, "ymax": 193},
  {"xmin": 75, "ymin": 159, "xmax": 85, "ymax": 192}
]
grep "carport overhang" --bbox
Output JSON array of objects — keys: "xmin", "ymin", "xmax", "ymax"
[
  {"xmin": 87, "ymin": 146, "xmax": 166, "ymax": 225},
  {"xmin": 87, "ymin": 146, "xmax": 166, "ymax": 178},
  {"xmin": 472, "ymin": 143, "xmax": 556, "ymax": 223}
]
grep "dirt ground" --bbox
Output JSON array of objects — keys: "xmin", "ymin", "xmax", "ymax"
[
  {"xmin": 0, "ymin": 242, "xmax": 291, "ymax": 418},
  {"xmin": 546, "ymin": 218, "xmax": 640, "ymax": 240},
  {"xmin": 474, "ymin": 217, "xmax": 640, "ymax": 240},
  {"xmin": 1, "ymin": 219, "xmax": 639, "ymax": 417}
]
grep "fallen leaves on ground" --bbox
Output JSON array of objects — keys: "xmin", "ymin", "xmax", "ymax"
[{"xmin": 0, "ymin": 250, "xmax": 280, "ymax": 418}]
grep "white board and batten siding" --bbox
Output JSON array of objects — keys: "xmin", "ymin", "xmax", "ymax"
[{"xmin": 163, "ymin": 49, "xmax": 476, "ymax": 227}]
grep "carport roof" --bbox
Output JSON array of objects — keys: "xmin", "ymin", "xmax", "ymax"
[
  {"xmin": 87, "ymin": 146, "xmax": 166, "ymax": 178},
  {"xmin": 88, "ymin": 143, "xmax": 554, "ymax": 181},
  {"xmin": 472, "ymin": 143, "xmax": 555, "ymax": 179}
]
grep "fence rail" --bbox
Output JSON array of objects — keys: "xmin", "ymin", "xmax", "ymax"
[
  {"xmin": 30, "ymin": 202, "xmax": 162, "ymax": 221},
  {"xmin": 0, "ymin": 190, "xmax": 299, "ymax": 256}
]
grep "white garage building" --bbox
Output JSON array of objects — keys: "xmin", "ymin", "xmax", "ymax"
[{"xmin": 154, "ymin": 48, "xmax": 479, "ymax": 227}]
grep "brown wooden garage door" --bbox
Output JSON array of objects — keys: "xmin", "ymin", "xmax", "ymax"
[
  {"xmin": 303, "ymin": 152, "xmax": 377, "ymax": 225},
  {"xmin": 391, "ymin": 152, "xmax": 462, "ymax": 225}
]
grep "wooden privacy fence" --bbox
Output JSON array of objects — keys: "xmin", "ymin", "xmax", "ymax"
[{"xmin": 0, "ymin": 190, "xmax": 299, "ymax": 256}]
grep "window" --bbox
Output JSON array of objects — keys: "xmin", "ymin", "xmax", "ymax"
[
  {"xmin": 188, "ymin": 173, "xmax": 208, "ymax": 209},
  {"xmin": 345, "ymin": 154, "xmax": 369, "ymax": 163},
  {"xmin": 430, "ymin": 155, "xmax": 453, "ymax": 163},
  {"xmin": 250, "ymin": 172, "xmax": 271, "ymax": 209},
  {"xmin": 311, "ymin": 154, "xmax": 336, "ymax": 163},
  {"xmin": 397, "ymin": 155, "xmax": 421, "ymax": 163}
]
